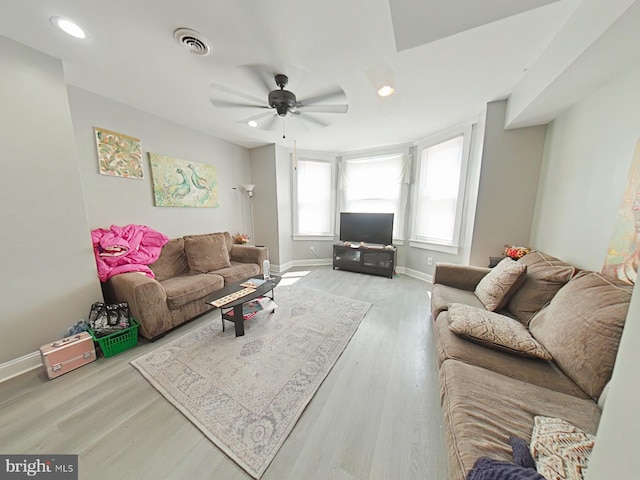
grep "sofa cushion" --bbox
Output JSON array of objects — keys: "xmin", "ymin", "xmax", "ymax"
[
  {"xmin": 161, "ymin": 273, "xmax": 224, "ymax": 309},
  {"xmin": 474, "ymin": 257, "xmax": 527, "ymax": 311},
  {"xmin": 434, "ymin": 312, "xmax": 590, "ymax": 398},
  {"xmin": 529, "ymin": 416, "xmax": 595, "ymax": 480},
  {"xmin": 213, "ymin": 261, "xmax": 260, "ymax": 284},
  {"xmin": 431, "ymin": 284, "xmax": 487, "ymax": 319},
  {"xmin": 529, "ymin": 271, "xmax": 632, "ymax": 400},
  {"xmin": 184, "ymin": 233, "xmax": 232, "ymax": 274},
  {"xmin": 439, "ymin": 360, "xmax": 601, "ymax": 480},
  {"xmin": 448, "ymin": 304, "xmax": 552, "ymax": 361},
  {"xmin": 506, "ymin": 251, "xmax": 576, "ymax": 325},
  {"xmin": 149, "ymin": 238, "xmax": 189, "ymax": 282}
]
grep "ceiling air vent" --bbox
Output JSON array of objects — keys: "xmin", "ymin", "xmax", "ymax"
[{"xmin": 173, "ymin": 28, "xmax": 212, "ymax": 56}]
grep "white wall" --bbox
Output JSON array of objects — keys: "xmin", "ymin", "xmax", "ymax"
[
  {"xmin": 275, "ymin": 145, "xmax": 293, "ymax": 269},
  {"xmin": 68, "ymin": 86, "xmax": 252, "ymax": 239},
  {"xmin": 249, "ymin": 145, "xmax": 280, "ymax": 265},
  {"xmin": 0, "ymin": 37, "xmax": 102, "ymax": 364},
  {"xmin": 469, "ymin": 100, "xmax": 547, "ymax": 266},
  {"xmin": 531, "ymin": 61, "xmax": 640, "ymax": 270},
  {"xmin": 529, "ymin": 61, "xmax": 640, "ymax": 479}
]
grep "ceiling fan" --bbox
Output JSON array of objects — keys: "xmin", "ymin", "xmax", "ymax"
[{"xmin": 209, "ymin": 68, "xmax": 348, "ymax": 135}]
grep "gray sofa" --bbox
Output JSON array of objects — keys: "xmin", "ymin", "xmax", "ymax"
[
  {"xmin": 430, "ymin": 251, "xmax": 632, "ymax": 480},
  {"xmin": 103, "ymin": 232, "xmax": 268, "ymax": 340}
]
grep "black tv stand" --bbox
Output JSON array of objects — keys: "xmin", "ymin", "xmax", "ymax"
[{"xmin": 332, "ymin": 242, "xmax": 396, "ymax": 279}]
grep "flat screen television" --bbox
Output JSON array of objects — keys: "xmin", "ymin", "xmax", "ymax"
[{"xmin": 339, "ymin": 212, "xmax": 394, "ymax": 245}]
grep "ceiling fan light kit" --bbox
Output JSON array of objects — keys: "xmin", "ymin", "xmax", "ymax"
[{"xmin": 268, "ymin": 75, "xmax": 297, "ymax": 116}]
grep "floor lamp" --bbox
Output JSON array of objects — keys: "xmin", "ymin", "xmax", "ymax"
[{"xmin": 242, "ymin": 184, "xmax": 255, "ymax": 245}]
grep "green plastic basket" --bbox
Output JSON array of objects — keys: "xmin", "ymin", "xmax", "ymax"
[{"xmin": 89, "ymin": 317, "xmax": 139, "ymax": 358}]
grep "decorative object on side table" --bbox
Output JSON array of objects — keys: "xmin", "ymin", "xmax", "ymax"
[
  {"xmin": 489, "ymin": 256, "xmax": 505, "ymax": 268},
  {"xmin": 232, "ymin": 232, "xmax": 250, "ymax": 244},
  {"xmin": 504, "ymin": 245, "xmax": 531, "ymax": 260}
]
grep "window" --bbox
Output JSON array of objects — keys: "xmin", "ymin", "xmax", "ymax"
[
  {"xmin": 339, "ymin": 151, "xmax": 409, "ymax": 241},
  {"xmin": 293, "ymin": 157, "xmax": 334, "ymax": 237},
  {"xmin": 411, "ymin": 126, "xmax": 471, "ymax": 251}
]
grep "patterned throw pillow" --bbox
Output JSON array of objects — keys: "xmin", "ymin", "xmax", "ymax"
[
  {"xmin": 474, "ymin": 258, "xmax": 527, "ymax": 311},
  {"xmin": 530, "ymin": 416, "xmax": 595, "ymax": 480},
  {"xmin": 447, "ymin": 303, "xmax": 552, "ymax": 360}
]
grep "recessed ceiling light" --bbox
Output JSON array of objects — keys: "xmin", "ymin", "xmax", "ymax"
[
  {"xmin": 248, "ymin": 120, "xmax": 258, "ymax": 128},
  {"xmin": 50, "ymin": 16, "xmax": 87, "ymax": 39},
  {"xmin": 377, "ymin": 85, "xmax": 395, "ymax": 97}
]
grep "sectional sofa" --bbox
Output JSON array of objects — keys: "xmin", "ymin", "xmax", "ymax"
[
  {"xmin": 103, "ymin": 232, "xmax": 268, "ymax": 340},
  {"xmin": 430, "ymin": 251, "xmax": 632, "ymax": 479}
]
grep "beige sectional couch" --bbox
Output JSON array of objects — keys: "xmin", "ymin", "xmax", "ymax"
[
  {"xmin": 103, "ymin": 232, "xmax": 268, "ymax": 340},
  {"xmin": 430, "ymin": 251, "xmax": 632, "ymax": 480}
]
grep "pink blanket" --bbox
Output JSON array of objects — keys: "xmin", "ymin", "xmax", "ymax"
[{"xmin": 91, "ymin": 224, "xmax": 169, "ymax": 282}]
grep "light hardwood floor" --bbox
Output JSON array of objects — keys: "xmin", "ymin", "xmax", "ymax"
[{"xmin": 0, "ymin": 266, "xmax": 447, "ymax": 480}]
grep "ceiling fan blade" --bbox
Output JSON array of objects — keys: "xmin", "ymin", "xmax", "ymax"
[
  {"xmin": 263, "ymin": 114, "xmax": 280, "ymax": 131},
  {"xmin": 241, "ymin": 64, "xmax": 276, "ymax": 94},
  {"xmin": 298, "ymin": 88, "xmax": 346, "ymax": 106},
  {"xmin": 238, "ymin": 111, "xmax": 275, "ymax": 124},
  {"xmin": 296, "ymin": 104, "xmax": 349, "ymax": 114},
  {"xmin": 288, "ymin": 114, "xmax": 310, "ymax": 131},
  {"xmin": 294, "ymin": 112, "xmax": 329, "ymax": 128},
  {"xmin": 210, "ymin": 99, "xmax": 269, "ymax": 109},
  {"xmin": 209, "ymin": 82, "xmax": 266, "ymax": 106}
]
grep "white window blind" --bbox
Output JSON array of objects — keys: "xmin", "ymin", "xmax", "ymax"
[
  {"xmin": 296, "ymin": 158, "xmax": 332, "ymax": 234},
  {"xmin": 414, "ymin": 135, "xmax": 464, "ymax": 244}
]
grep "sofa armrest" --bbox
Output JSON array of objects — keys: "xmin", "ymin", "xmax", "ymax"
[
  {"xmin": 105, "ymin": 272, "xmax": 171, "ymax": 340},
  {"xmin": 432, "ymin": 263, "xmax": 491, "ymax": 291},
  {"xmin": 230, "ymin": 245, "xmax": 269, "ymax": 273}
]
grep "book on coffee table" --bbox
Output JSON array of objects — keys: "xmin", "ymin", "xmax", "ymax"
[
  {"xmin": 224, "ymin": 310, "xmax": 258, "ymax": 320},
  {"xmin": 240, "ymin": 278, "xmax": 267, "ymax": 289},
  {"xmin": 224, "ymin": 299, "xmax": 262, "ymax": 320}
]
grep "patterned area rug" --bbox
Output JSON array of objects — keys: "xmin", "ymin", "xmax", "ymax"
[{"xmin": 131, "ymin": 286, "xmax": 371, "ymax": 479}]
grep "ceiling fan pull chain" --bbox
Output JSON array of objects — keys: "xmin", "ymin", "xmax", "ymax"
[{"xmin": 282, "ymin": 117, "xmax": 286, "ymax": 139}]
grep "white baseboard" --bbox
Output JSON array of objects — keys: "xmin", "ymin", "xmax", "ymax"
[
  {"xmin": 271, "ymin": 261, "xmax": 294, "ymax": 273},
  {"xmin": 0, "ymin": 351, "xmax": 42, "ymax": 384},
  {"xmin": 396, "ymin": 266, "xmax": 433, "ymax": 284},
  {"xmin": 291, "ymin": 258, "xmax": 332, "ymax": 267}
]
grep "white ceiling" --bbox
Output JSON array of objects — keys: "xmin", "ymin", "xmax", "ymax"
[{"xmin": 0, "ymin": 0, "xmax": 638, "ymax": 152}]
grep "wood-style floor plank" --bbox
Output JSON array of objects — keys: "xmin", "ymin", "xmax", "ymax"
[{"xmin": 0, "ymin": 267, "xmax": 447, "ymax": 480}]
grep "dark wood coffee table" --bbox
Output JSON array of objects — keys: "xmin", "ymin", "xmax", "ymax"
[{"xmin": 204, "ymin": 275, "xmax": 280, "ymax": 337}]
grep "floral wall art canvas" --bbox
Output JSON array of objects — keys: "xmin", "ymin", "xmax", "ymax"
[
  {"xmin": 94, "ymin": 127, "xmax": 143, "ymax": 179},
  {"xmin": 602, "ymin": 139, "xmax": 640, "ymax": 284},
  {"xmin": 149, "ymin": 153, "xmax": 219, "ymax": 208}
]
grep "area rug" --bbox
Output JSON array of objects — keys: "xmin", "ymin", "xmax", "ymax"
[{"xmin": 131, "ymin": 286, "xmax": 371, "ymax": 478}]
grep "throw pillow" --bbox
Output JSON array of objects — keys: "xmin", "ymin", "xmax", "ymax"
[
  {"xmin": 529, "ymin": 271, "xmax": 632, "ymax": 400},
  {"xmin": 183, "ymin": 233, "xmax": 232, "ymax": 274},
  {"xmin": 474, "ymin": 258, "xmax": 527, "ymax": 311},
  {"xmin": 149, "ymin": 237, "xmax": 189, "ymax": 282},
  {"xmin": 448, "ymin": 303, "xmax": 552, "ymax": 360},
  {"xmin": 506, "ymin": 251, "xmax": 576, "ymax": 325},
  {"xmin": 530, "ymin": 416, "xmax": 595, "ymax": 480}
]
